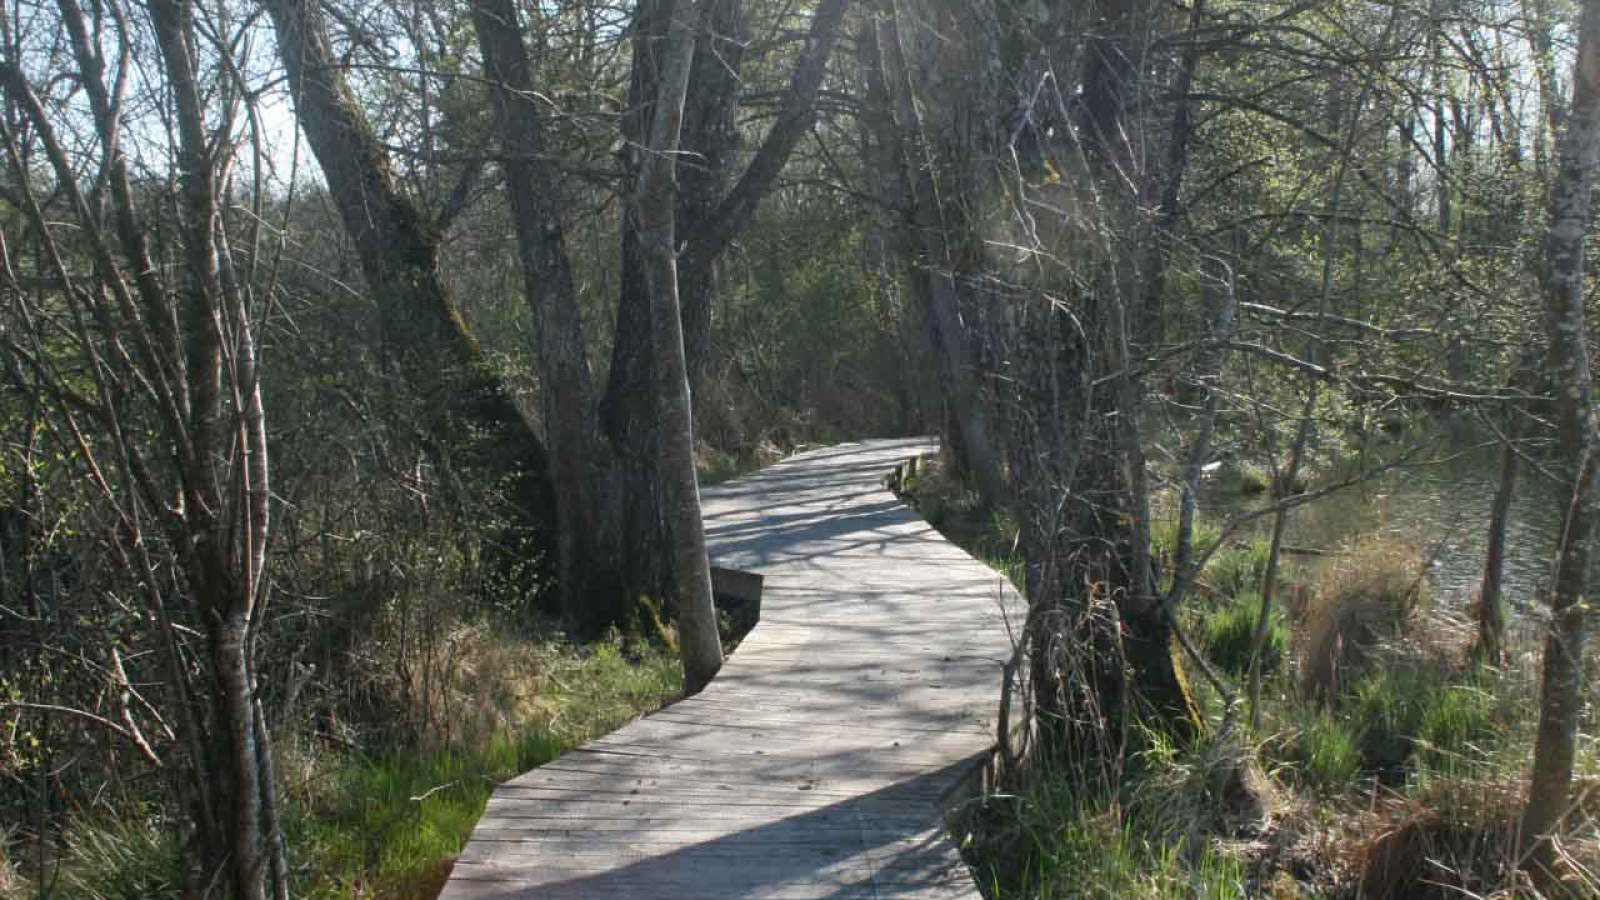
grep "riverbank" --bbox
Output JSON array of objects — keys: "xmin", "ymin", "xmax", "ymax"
[{"xmin": 899, "ymin": 458, "xmax": 1599, "ymax": 899}]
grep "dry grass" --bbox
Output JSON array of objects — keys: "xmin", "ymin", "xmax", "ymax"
[
  {"xmin": 1355, "ymin": 776, "xmax": 1600, "ymax": 900},
  {"xmin": 1297, "ymin": 536, "xmax": 1427, "ymax": 701},
  {"xmin": 0, "ymin": 832, "xmax": 21, "ymax": 898}
]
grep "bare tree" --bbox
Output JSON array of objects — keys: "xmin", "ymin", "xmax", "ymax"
[
  {"xmin": 1521, "ymin": 0, "xmax": 1600, "ymax": 882},
  {"xmin": 467, "ymin": 0, "xmax": 850, "ymax": 635},
  {"xmin": 0, "ymin": 0, "xmax": 286, "ymax": 894}
]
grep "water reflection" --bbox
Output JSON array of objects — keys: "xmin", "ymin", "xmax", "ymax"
[{"xmin": 1207, "ymin": 444, "xmax": 1582, "ymax": 612}]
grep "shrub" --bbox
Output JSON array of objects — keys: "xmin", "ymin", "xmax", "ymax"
[{"xmin": 1299, "ymin": 536, "xmax": 1426, "ymax": 700}]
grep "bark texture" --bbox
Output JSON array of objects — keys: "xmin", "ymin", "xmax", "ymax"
[
  {"xmin": 636, "ymin": 0, "xmax": 725, "ymax": 695},
  {"xmin": 471, "ymin": 0, "xmax": 624, "ymax": 631},
  {"xmin": 263, "ymin": 0, "xmax": 555, "ymax": 549},
  {"xmin": 1522, "ymin": 0, "xmax": 1600, "ymax": 882}
]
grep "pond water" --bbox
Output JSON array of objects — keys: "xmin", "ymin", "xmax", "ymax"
[{"xmin": 1204, "ymin": 438, "xmax": 1579, "ymax": 613}]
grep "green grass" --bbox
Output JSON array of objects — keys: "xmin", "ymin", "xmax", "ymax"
[
  {"xmin": 934, "ymin": 502, "xmax": 1594, "ymax": 897},
  {"xmin": 698, "ymin": 446, "xmax": 763, "ymax": 486},
  {"xmin": 1150, "ymin": 515, "xmax": 1222, "ymax": 571},
  {"xmin": 1204, "ymin": 540, "xmax": 1275, "ymax": 598},
  {"xmin": 1263, "ymin": 655, "xmax": 1506, "ymax": 794},
  {"xmin": 1413, "ymin": 680, "xmax": 1501, "ymax": 776},
  {"xmin": 55, "ymin": 637, "xmax": 682, "ymax": 900},
  {"xmin": 291, "ymin": 730, "xmax": 564, "ymax": 899},
  {"xmin": 1197, "ymin": 590, "xmax": 1287, "ymax": 677},
  {"xmin": 55, "ymin": 818, "xmax": 181, "ymax": 900},
  {"xmin": 1345, "ymin": 663, "xmax": 1433, "ymax": 773},
  {"xmin": 1276, "ymin": 704, "xmax": 1365, "ymax": 789},
  {"xmin": 963, "ymin": 746, "xmax": 1245, "ymax": 900},
  {"xmin": 1342, "ymin": 662, "xmax": 1499, "ymax": 777}
]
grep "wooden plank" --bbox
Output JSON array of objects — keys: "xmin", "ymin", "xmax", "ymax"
[{"xmin": 440, "ymin": 439, "xmax": 1025, "ymax": 900}]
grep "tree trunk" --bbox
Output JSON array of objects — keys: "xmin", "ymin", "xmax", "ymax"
[
  {"xmin": 1136, "ymin": 0, "xmax": 1206, "ymax": 349},
  {"xmin": 263, "ymin": 0, "xmax": 555, "ymax": 552},
  {"xmin": 677, "ymin": 0, "xmax": 745, "ymax": 393},
  {"xmin": 470, "ymin": 0, "xmax": 625, "ymax": 631},
  {"xmin": 1521, "ymin": 0, "xmax": 1600, "ymax": 882},
  {"xmin": 871, "ymin": 1, "xmax": 1005, "ymax": 507},
  {"xmin": 675, "ymin": 0, "xmax": 852, "ymax": 394},
  {"xmin": 1477, "ymin": 353, "xmax": 1534, "ymax": 663},
  {"xmin": 636, "ymin": 0, "xmax": 724, "ymax": 695}
]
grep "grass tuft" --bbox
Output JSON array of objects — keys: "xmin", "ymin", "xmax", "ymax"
[
  {"xmin": 57, "ymin": 818, "xmax": 180, "ymax": 900},
  {"xmin": 1203, "ymin": 539, "xmax": 1275, "ymax": 598},
  {"xmin": 1272, "ymin": 704, "xmax": 1364, "ymax": 789},
  {"xmin": 961, "ymin": 748, "xmax": 1246, "ymax": 900},
  {"xmin": 1299, "ymin": 536, "xmax": 1425, "ymax": 700},
  {"xmin": 1151, "ymin": 515, "xmax": 1223, "ymax": 572},
  {"xmin": 1198, "ymin": 590, "xmax": 1287, "ymax": 678}
]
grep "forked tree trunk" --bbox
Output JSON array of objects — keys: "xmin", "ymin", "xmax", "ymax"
[
  {"xmin": 472, "ymin": 0, "xmax": 849, "ymax": 632},
  {"xmin": 470, "ymin": 0, "xmax": 625, "ymax": 631}
]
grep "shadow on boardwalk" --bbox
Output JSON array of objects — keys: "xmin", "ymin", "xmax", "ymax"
[
  {"xmin": 446, "ymin": 759, "xmax": 980, "ymax": 899},
  {"xmin": 439, "ymin": 439, "xmax": 1020, "ymax": 900}
]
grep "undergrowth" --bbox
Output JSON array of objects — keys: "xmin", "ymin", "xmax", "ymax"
[
  {"xmin": 912, "ymin": 461, "xmax": 1599, "ymax": 900},
  {"xmin": 45, "ymin": 636, "xmax": 681, "ymax": 900}
]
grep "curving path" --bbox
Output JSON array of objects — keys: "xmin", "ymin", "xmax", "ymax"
[{"xmin": 440, "ymin": 439, "xmax": 1022, "ymax": 900}]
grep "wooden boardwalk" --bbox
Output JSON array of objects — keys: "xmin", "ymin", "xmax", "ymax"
[{"xmin": 441, "ymin": 439, "xmax": 1022, "ymax": 900}]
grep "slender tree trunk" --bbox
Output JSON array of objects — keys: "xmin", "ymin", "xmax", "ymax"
[
  {"xmin": 1521, "ymin": 0, "xmax": 1600, "ymax": 882},
  {"xmin": 872, "ymin": 1, "xmax": 1005, "ymax": 506},
  {"xmin": 636, "ymin": 0, "xmax": 724, "ymax": 695},
  {"xmin": 1477, "ymin": 354, "xmax": 1533, "ymax": 663},
  {"xmin": 1137, "ymin": 0, "xmax": 1206, "ymax": 348},
  {"xmin": 151, "ymin": 2, "xmax": 275, "ymax": 894},
  {"xmin": 856, "ymin": 16, "xmax": 943, "ymax": 438},
  {"xmin": 1432, "ymin": 16, "xmax": 1452, "ymax": 237}
]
